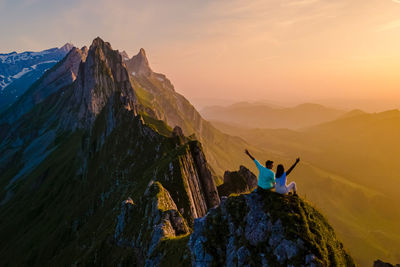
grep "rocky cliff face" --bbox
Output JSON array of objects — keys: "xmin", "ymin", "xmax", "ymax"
[
  {"xmin": 374, "ymin": 259, "xmax": 400, "ymax": 267},
  {"xmin": 218, "ymin": 165, "xmax": 257, "ymax": 197},
  {"xmin": 0, "ymin": 37, "xmax": 219, "ymax": 266},
  {"xmin": 125, "ymin": 48, "xmax": 153, "ymax": 77},
  {"xmin": 189, "ymin": 191, "xmax": 355, "ymax": 266}
]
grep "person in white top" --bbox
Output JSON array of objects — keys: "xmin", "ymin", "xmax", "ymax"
[{"xmin": 275, "ymin": 158, "xmax": 300, "ymax": 195}]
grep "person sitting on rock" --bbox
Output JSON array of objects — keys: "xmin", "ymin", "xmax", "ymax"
[
  {"xmin": 245, "ymin": 149, "xmax": 275, "ymax": 193},
  {"xmin": 275, "ymin": 158, "xmax": 300, "ymax": 196}
]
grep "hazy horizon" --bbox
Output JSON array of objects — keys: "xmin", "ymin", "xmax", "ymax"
[{"xmin": 2, "ymin": 0, "xmax": 400, "ymax": 111}]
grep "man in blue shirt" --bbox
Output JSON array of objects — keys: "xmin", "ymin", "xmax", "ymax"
[{"xmin": 245, "ymin": 149, "xmax": 275, "ymax": 191}]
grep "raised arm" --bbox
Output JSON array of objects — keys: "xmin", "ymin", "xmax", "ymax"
[
  {"xmin": 245, "ymin": 149, "xmax": 255, "ymax": 161},
  {"xmin": 286, "ymin": 158, "xmax": 300, "ymax": 176}
]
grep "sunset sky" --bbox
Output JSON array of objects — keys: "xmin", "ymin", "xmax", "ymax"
[{"xmin": 1, "ymin": 0, "xmax": 400, "ymax": 111}]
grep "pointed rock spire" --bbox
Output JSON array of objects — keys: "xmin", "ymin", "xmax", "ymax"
[
  {"xmin": 60, "ymin": 42, "xmax": 74, "ymax": 53},
  {"xmin": 120, "ymin": 50, "xmax": 129, "ymax": 61},
  {"xmin": 64, "ymin": 37, "xmax": 137, "ymax": 129},
  {"xmin": 125, "ymin": 48, "xmax": 153, "ymax": 77}
]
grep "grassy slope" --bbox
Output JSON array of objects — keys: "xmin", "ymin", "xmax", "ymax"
[{"xmin": 211, "ymin": 118, "xmax": 400, "ymax": 266}]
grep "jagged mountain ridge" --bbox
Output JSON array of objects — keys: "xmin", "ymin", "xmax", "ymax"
[
  {"xmin": 123, "ymin": 47, "xmax": 266, "ymax": 179},
  {"xmin": 0, "ymin": 43, "xmax": 73, "ymax": 112},
  {"xmin": 0, "ymin": 37, "xmax": 220, "ymax": 265},
  {"xmin": 0, "ymin": 37, "xmax": 354, "ymax": 266},
  {"xmin": 200, "ymin": 102, "xmax": 346, "ymax": 130}
]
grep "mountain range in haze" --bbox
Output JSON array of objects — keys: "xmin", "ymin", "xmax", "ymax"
[
  {"xmin": 200, "ymin": 102, "xmax": 347, "ymax": 129},
  {"xmin": 210, "ymin": 105, "xmax": 400, "ymax": 266},
  {"xmin": 0, "ymin": 38, "xmax": 397, "ymax": 266}
]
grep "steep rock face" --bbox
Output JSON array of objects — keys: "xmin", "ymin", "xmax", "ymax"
[
  {"xmin": 374, "ymin": 260, "xmax": 400, "ymax": 267},
  {"xmin": 63, "ymin": 37, "xmax": 137, "ymax": 130},
  {"xmin": 189, "ymin": 141, "xmax": 220, "ymax": 209},
  {"xmin": 0, "ymin": 38, "xmax": 133, "ymax": 187},
  {"xmin": 125, "ymin": 48, "xmax": 152, "ymax": 77},
  {"xmin": 189, "ymin": 191, "xmax": 355, "ymax": 266},
  {"xmin": 0, "ymin": 37, "xmax": 220, "ymax": 266},
  {"xmin": 218, "ymin": 165, "xmax": 257, "ymax": 197},
  {"xmin": 115, "ymin": 182, "xmax": 190, "ymax": 265}
]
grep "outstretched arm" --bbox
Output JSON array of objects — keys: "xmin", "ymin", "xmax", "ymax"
[
  {"xmin": 286, "ymin": 158, "xmax": 300, "ymax": 176},
  {"xmin": 245, "ymin": 149, "xmax": 255, "ymax": 161}
]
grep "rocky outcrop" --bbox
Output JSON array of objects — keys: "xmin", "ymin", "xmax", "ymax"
[
  {"xmin": 189, "ymin": 141, "xmax": 220, "ymax": 209},
  {"xmin": 63, "ymin": 37, "xmax": 138, "ymax": 130},
  {"xmin": 218, "ymin": 165, "xmax": 257, "ymax": 197},
  {"xmin": 374, "ymin": 259, "xmax": 400, "ymax": 267},
  {"xmin": 125, "ymin": 48, "xmax": 152, "ymax": 77},
  {"xmin": 189, "ymin": 190, "xmax": 355, "ymax": 266},
  {"xmin": 114, "ymin": 182, "xmax": 190, "ymax": 265}
]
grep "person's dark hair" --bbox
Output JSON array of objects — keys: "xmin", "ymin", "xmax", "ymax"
[
  {"xmin": 265, "ymin": 160, "xmax": 273, "ymax": 167},
  {"xmin": 276, "ymin": 164, "xmax": 285, "ymax": 178}
]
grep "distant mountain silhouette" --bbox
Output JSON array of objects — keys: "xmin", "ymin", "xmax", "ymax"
[
  {"xmin": 201, "ymin": 102, "xmax": 346, "ymax": 129},
  {"xmin": 211, "ymin": 110, "xmax": 400, "ymax": 266}
]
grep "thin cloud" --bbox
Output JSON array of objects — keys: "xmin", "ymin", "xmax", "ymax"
[
  {"xmin": 377, "ymin": 19, "xmax": 400, "ymax": 32},
  {"xmin": 392, "ymin": 0, "xmax": 400, "ymax": 3},
  {"xmin": 282, "ymin": 0, "xmax": 319, "ymax": 7}
]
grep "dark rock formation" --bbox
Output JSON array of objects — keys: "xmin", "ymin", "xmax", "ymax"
[
  {"xmin": 374, "ymin": 259, "xmax": 400, "ymax": 267},
  {"xmin": 218, "ymin": 165, "xmax": 257, "ymax": 197},
  {"xmin": 189, "ymin": 190, "xmax": 355, "ymax": 266},
  {"xmin": 189, "ymin": 141, "xmax": 220, "ymax": 210},
  {"xmin": 64, "ymin": 37, "xmax": 138, "ymax": 130}
]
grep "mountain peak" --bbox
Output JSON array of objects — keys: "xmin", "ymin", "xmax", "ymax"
[
  {"xmin": 125, "ymin": 47, "xmax": 152, "ymax": 76},
  {"xmin": 62, "ymin": 37, "xmax": 137, "ymax": 129},
  {"xmin": 89, "ymin": 37, "xmax": 113, "ymax": 52},
  {"xmin": 59, "ymin": 42, "xmax": 74, "ymax": 52},
  {"xmin": 139, "ymin": 47, "xmax": 146, "ymax": 56},
  {"xmin": 120, "ymin": 50, "xmax": 129, "ymax": 60}
]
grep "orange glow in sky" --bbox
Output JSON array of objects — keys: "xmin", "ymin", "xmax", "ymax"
[{"xmin": 1, "ymin": 0, "xmax": 400, "ymax": 110}]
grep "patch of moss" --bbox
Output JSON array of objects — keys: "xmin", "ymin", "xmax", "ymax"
[
  {"xmin": 225, "ymin": 194, "xmax": 248, "ymax": 227},
  {"xmin": 259, "ymin": 191, "xmax": 356, "ymax": 267},
  {"xmin": 141, "ymin": 113, "xmax": 173, "ymax": 137},
  {"xmin": 151, "ymin": 234, "xmax": 191, "ymax": 267},
  {"xmin": 202, "ymin": 208, "xmax": 230, "ymax": 266}
]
